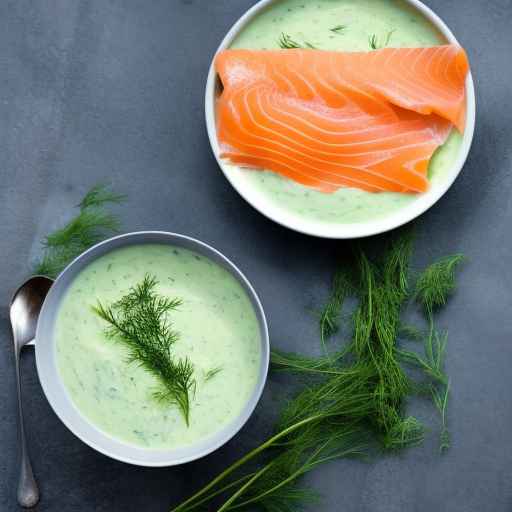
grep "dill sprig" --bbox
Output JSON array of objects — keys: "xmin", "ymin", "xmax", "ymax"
[
  {"xmin": 397, "ymin": 327, "xmax": 448, "ymax": 385},
  {"xmin": 318, "ymin": 268, "xmax": 353, "ymax": 351},
  {"xmin": 369, "ymin": 29, "xmax": 395, "ymax": 50},
  {"xmin": 93, "ymin": 275, "xmax": 195, "ymax": 426},
  {"xmin": 330, "ymin": 24, "xmax": 346, "ymax": 34},
  {"xmin": 77, "ymin": 184, "xmax": 126, "ymax": 209},
  {"xmin": 35, "ymin": 184, "xmax": 124, "ymax": 278},
  {"xmin": 205, "ymin": 366, "xmax": 223, "ymax": 382},
  {"xmin": 415, "ymin": 254, "xmax": 465, "ymax": 313},
  {"xmin": 278, "ymin": 32, "xmax": 316, "ymax": 49},
  {"xmin": 171, "ymin": 231, "xmax": 463, "ymax": 512}
]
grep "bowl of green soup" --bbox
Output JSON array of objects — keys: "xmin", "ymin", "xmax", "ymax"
[
  {"xmin": 35, "ymin": 231, "xmax": 269, "ymax": 466},
  {"xmin": 205, "ymin": 0, "xmax": 476, "ymax": 238}
]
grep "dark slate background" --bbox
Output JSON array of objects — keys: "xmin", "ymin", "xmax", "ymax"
[{"xmin": 1, "ymin": 0, "xmax": 511, "ymax": 510}]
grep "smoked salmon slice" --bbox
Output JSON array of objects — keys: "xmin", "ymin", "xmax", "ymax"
[{"xmin": 215, "ymin": 46, "xmax": 469, "ymax": 194}]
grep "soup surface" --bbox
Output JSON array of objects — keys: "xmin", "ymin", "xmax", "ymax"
[{"xmin": 55, "ymin": 244, "xmax": 262, "ymax": 449}]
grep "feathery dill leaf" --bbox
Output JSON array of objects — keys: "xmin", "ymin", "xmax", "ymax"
[
  {"xmin": 278, "ymin": 32, "xmax": 316, "ymax": 49},
  {"xmin": 318, "ymin": 267, "xmax": 353, "ymax": 349},
  {"xmin": 369, "ymin": 34, "xmax": 379, "ymax": 50},
  {"xmin": 415, "ymin": 254, "xmax": 464, "ymax": 313},
  {"xmin": 397, "ymin": 327, "xmax": 448, "ymax": 385},
  {"xmin": 205, "ymin": 366, "xmax": 223, "ymax": 382},
  {"xmin": 330, "ymin": 25, "xmax": 346, "ymax": 34},
  {"xmin": 171, "ymin": 232, "xmax": 463, "ymax": 512},
  {"xmin": 93, "ymin": 275, "xmax": 195, "ymax": 425},
  {"xmin": 399, "ymin": 324, "xmax": 425, "ymax": 341},
  {"xmin": 368, "ymin": 29, "xmax": 395, "ymax": 49},
  {"xmin": 271, "ymin": 349, "xmax": 345, "ymax": 376},
  {"xmin": 77, "ymin": 184, "xmax": 126, "ymax": 209},
  {"xmin": 35, "ymin": 184, "xmax": 124, "ymax": 278}
]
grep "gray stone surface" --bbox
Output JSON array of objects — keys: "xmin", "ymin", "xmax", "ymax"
[{"xmin": 1, "ymin": 0, "xmax": 511, "ymax": 510}]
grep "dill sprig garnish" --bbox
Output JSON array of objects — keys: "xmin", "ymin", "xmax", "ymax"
[
  {"xmin": 278, "ymin": 32, "xmax": 316, "ymax": 49},
  {"xmin": 369, "ymin": 29, "xmax": 395, "ymax": 50},
  {"xmin": 171, "ymin": 231, "xmax": 464, "ymax": 512},
  {"xmin": 93, "ymin": 275, "xmax": 195, "ymax": 426},
  {"xmin": 35, "ymin": 184, "xmax": 125, "ymax": 278},
  {"xmin": 205, "ymin": 366, "xmax": 223, "ymax": 382},
  {"xmin": 330, "ymin": 24, "xmax": 346, "ymax": 34}
]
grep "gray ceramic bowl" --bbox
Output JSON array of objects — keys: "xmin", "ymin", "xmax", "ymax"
[{"xmin": 35, "ymin": 231, "xmax": 269, "ymax": 467}]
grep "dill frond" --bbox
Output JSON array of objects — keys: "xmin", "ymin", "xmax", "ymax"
[
  {"xmin": 77, "ymin": 183, "xmax": 126, "ymax": 209},
  {"xmin": 94, "ymin": 275, "xmax": 195, "ymax": 425},
  {"xmin": 383, "ymin": 415, "xmax": 424, "ymax": 449},
  {"xmin": 368, "ymin": 29, "xmax": 395, "ymax": 50},
  {"xmin": 399, "ymin": 324, "xmax": 425, "ymax": 341},
  {"xmin": 330, "ymin": 25, "xmax": 346, "ymax": 34},
  {"xmin": 415, "ymin": 254, "xmax": 465, "ymax": 313},
  {"xmin": 278, "ymin": 33, "xmax": 316, "ymax": 49},
  {"xmin": 35, "ymin": 184, "xmax": 124, "ymax": 278},
  {"xmin": 205, "ymin": 366, "xmax": 223, "ymax": 382},
  {"xmin": 271, "ymin": 349, "xmax": 344, "ymax": 376},
  {"xmin": 278, "ymin": 33, "xmax": 302, "ymax": 49},
  {"xmin": 318, "ymin": 267, "xmax": 353, "ymax": 348},
  {"xmin": 397, "ymin": 327, "xmax": 448, "ymax": 385}
]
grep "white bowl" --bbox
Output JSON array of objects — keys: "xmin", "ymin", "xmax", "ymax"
[
  {"xmin": 35, "ymin": 231, "xmax": 270, "ymax": 467},
  {"xmin": 205, "ymin": 0, "xmax": 476, "ymax": 239}
]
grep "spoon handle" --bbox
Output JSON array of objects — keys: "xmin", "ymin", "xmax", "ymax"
[{"xmin": 14, "ymin": 346, "xmax": 40, "ymax": 508}]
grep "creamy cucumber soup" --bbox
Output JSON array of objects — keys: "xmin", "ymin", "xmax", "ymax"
[
  {"xmin": 55, "ymin": 244, "xmax": 261, "ymax": 449},
  {"xmin": 228, "ymin": 0, "xmax": 463, "ymax": 223}
]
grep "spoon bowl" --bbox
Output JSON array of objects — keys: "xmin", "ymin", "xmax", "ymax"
[{"xmin": 11, "ymin": 277, "xmax": 53, "ymax": 347}]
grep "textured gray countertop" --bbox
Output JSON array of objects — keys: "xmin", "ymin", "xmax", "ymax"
[{"xmin": 1, "ymin": 1, "xmax": 511, "ymax": 510}]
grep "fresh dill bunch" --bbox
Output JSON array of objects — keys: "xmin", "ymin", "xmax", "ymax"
[
  {"xmin": 93, "ymin": 275, "xmax": 195, "ymax": 426},
  {"xmin": 278, "ymin": 32, "xmax": 316, "ymax": 49},
  {"xmin": 415, "ymin": 254, "xmax": 465, "ymax": 313},
  {"xmin": 35, "ymin": 184, "xmax": 124, "ymax": 278},
  {"xmin": 171, "ymin": 232, "xmax": 464, "ymax": 512}
]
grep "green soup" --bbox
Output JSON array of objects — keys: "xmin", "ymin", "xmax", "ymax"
[
  {"xmin": 227, "ymin": 0, "xmax": 462, "ymax": 223},
  {"xmin": 55, "ymin": 244, "xmax": 262, "ymax": 450}
]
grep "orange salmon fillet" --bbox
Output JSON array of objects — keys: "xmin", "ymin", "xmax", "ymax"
[{"xmin": 215, "ymin": 46, "xmax": 469, "ymax": 194}]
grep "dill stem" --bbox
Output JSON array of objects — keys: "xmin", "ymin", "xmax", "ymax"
[
  {"xmin": 227, "ymin": 439, "xmax": 330, "ymax": 510},
  {"xmin": 177, "ymin": 474, "xmax": 256, "ymax": 512},
  {"xmin": 170, "ymin": 415, "xmax": 323, "ymax": 512},
  {"xmin": 216, "ymin": 461, "xmax": 277, "ymax": 512}
]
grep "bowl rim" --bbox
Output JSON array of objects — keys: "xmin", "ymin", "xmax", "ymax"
[
  {"xmin": 204, "ymin": 0, "xmax": 476, "ymax": 239},
  {"xmin": 35, "ymin": 230, "xmax": 270, "ymax": 467}
]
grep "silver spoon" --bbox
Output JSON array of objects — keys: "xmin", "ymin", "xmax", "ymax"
[{"xmin": 10, "ymin": 276, "xmax": 53, "ymax": 508}]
